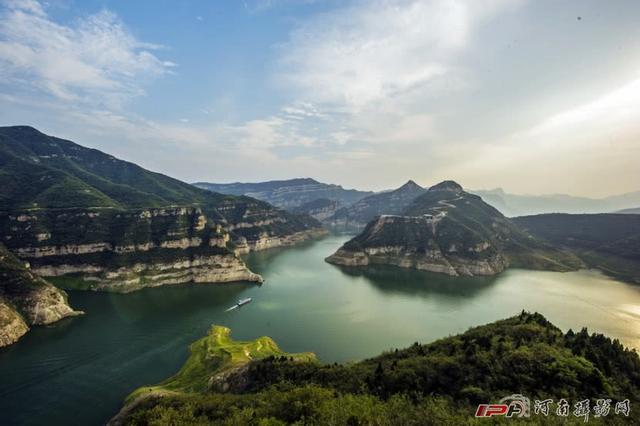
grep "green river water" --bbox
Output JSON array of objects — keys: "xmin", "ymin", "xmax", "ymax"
[{"xmin": 1, "ymin": 234, "xmax": 640, "ymax": 425}]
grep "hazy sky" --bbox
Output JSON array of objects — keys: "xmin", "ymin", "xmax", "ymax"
[{"xmin": 1, "ymin": 0, "xmax": 639, "ymax": 196}]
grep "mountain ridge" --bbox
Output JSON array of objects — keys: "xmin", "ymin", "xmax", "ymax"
[
  {"xmin": 0, "ymin": 126, "xmax": 325, "ymax": 293},
  {"xmin": 193, "ymin": 178, "xmax": 372, "ymax": 217},
  {"xmin": 329, "ymin": 179, "xmax": 428, "ymax": 229},
  {"xmin": 327, "ymin": 180, "xmax": 583, "ymax": 277}
]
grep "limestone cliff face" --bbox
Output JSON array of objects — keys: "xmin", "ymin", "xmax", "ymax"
[
  {"xmin": 39, "ymin": 254, "xmax": 263, "ymax": 293},
  {"xmin": 0, "ymin": 243, "xmax": 82, "ymax": 347},
  {"xmin": 0, "ymin": 205, "xmax": 326, "ymax": 292},
  {"xmin": 0, "ymin": 301, "xmax": 29, "ymax": 347},
  {"xmin": 326, "ymin": 215, "xmax": 508, "ymax": 277},
  {"xmin": 233, "ymin": 229, "xmax": 329, "ymax": 255},
  {"xmin": 291, "ymin": 199, "xmax": 341, "ymax": 221},
  {"xmin": 0, "ymin": 207, "xmax": 268, "ymax": 292}
]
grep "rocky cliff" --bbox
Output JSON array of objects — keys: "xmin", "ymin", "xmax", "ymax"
[
  {"xmin": 0, "ymin": 126, "xmax": 325, "ymax": 293},
  {"xmin": 0, "ymin": 243, "xmax": 82, "ymax": 347},
  {"xmin": 291, "ymin": 198, "xmax": 341, "ymax": 221},
  {"xmin": 327, "ymin": 215, "xmax": 509, "ymax": 276},
  {"xmin": 327, "ymin": 180, "xmax": 582, "ymax": 277}
]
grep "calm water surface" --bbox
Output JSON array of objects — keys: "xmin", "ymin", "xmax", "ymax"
[{"xmin": 2, "ymin": 234, "xmax": 640, "ymax": 425}]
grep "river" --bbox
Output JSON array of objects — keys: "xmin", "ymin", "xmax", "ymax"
[{"xmin": 1, "ymin": 234, "xmax": 640, "ymax": 425}]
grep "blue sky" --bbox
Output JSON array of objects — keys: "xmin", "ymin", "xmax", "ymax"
[{"xmin": 1, "ymin": 0, "xmax": 639, "ymax": 196}]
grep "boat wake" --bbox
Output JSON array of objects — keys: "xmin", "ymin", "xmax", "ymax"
[{"xmin": 225, "ymin": 297, "xmax": 252, "ymax": 312}]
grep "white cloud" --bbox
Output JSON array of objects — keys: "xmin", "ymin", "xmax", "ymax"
[
  {"xmin": 0, "ymin": 0, "xmax": 174, "ymax": 108},
  {"xmin": 278, "ymin": 0, "xmax": 515, "ymax": 108},
  {"xmin": 243, "ymin": 0, "xmax": 322, "ymax": 14},
  {"xmin": 446, "ymin": 76, "xmax": 640, "ymax": 196}
]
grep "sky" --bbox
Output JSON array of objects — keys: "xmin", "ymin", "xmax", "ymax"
[{"xmin": 0, "ymin": 0, "xmax": 639, "ymax": 197}]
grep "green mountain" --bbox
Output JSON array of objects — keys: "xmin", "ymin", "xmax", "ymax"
[
  {"xmin": 0, "ymin": 126, "xmax": 324, "ymax": 292},
  {"xmin": 111, "ymin": 312, "xmax": 640, "ymax": 425},
  {"xmin": 514, "ymin": 213, "xmax": 640, "ymax": 284},
  {"xmin": 329, "ymin": 180, "xmax": 427, "ymax": 229},
  {"xmin": 0, "ymin": 243, "xmax": 81, "ymax": 347},
  {"xmin": 193, "ymin": 178, "xmax": 372, "ymax": 213},
  {"xmin": 327, "ymin": 180, "xmax": 581, "ymax": 276}
]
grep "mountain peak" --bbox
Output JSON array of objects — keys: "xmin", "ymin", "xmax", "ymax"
[
  {"xmin": 0, "ymin": 125, "xmax": 45, "ymax": 138},
  {"xmin": 398, "ymin": 180, "xmax": 423, "ymax": 191},
  {"xmin": 429, "ymin": 180, "xmax": 463, "ymax": 193}
]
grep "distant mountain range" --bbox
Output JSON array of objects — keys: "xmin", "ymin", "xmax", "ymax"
[
  {"xmin": 195, "ymin": 178, "xmax": 640, "ymax": 222},
  {"xmin": 471, "ymin": 188, "xmax": 640, "ymax": 217},
  {"xmin": 193, "ymin": 178, "xmax": 372, "ymax": 213}
]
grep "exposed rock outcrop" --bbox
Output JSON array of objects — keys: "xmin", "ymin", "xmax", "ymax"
[
  {"xmin": 291, "ymin": 198, "xmax": 340, "ymax": 221},
  {"xmin": 0, "ymin": 301, "xmax": 29, "ymax": 347},
  {"xmin": 234, "ymin": 228, "xmax": 328, "ymax": 254},
  {"xmin": 326, "ymin": 215, "xmax": 508, "ymax": 276},
  {"xmin": 0, "ymin": 243, "xmax": 82, "ymax": 347}
]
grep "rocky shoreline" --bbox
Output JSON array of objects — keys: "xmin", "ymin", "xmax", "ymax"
[
  {"xmin": 1, "ymin": 244, "xmax": 83, "ymax": 347},
  {"xmin": 2, "ymin": 205, "xmax": 326, "ymax": 293},
  {"xmin": 326, "ymin": 246, "xmax": 508, "ymax": 276}
]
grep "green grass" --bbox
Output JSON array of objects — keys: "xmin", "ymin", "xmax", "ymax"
[{"xmin": 127, "ymin": 326, "xmax": 316, "ymax": 402}]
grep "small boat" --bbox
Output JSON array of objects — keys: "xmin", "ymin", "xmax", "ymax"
[{"xmin": 225, "ymin": 297, "xmax": 253, "ymax": 312}]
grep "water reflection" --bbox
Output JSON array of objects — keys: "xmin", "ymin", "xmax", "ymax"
[{"xmin": 330, "ymin": 263, "xmax": 500, "ymax": 300}]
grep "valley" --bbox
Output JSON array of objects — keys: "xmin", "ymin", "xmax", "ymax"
[
  {"xmin": 3, "ymin": 2, "xmax": 639, "ymax": 424},
  {"xmin": 0, "ymin": 131, "xmax": 638, "ymax": 424}
]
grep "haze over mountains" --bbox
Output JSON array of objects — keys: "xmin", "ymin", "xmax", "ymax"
[
  {"xmin": 472, "ymin": 188, "xmax": 640, "ymax": 217},
  {"xmin": 619, "ymin": 207, "xmax": 640, "ymax": 214},
  {"xmin": 193, "ymin": 179, "xmax": 372, "ymax": 209},
  {"xmin": 197, "ymin": 178, "xmax": 640, "ymax": 219}
]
